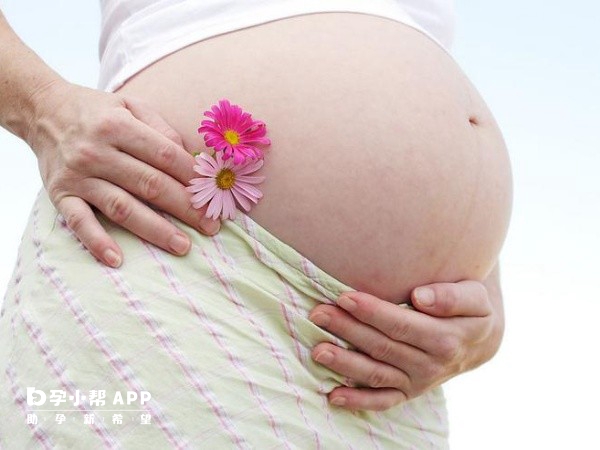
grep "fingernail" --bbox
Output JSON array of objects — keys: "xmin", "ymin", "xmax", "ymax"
[
  {"xmin": 104, "ymin": 249, "xmax": 122, "ymax": 268},
  {"xmin": 337, "ymin": 295, "xmax": 356, "ymax": 312},
  {"xmin": 330, "ymin": 397, "xmax": 347, "ymax": 407},
  {"xmin": 309, "ymin": 313, "xmax": 330, "ymax": 327},
  {"xmin": 201, "ymin": 219, "xmax": 220, "ymax": 235},
  {"xmin": 315, "ymin": 351, "xmax": 334, "ymax": 364},
  {"xmin": 414, "ymin": 287, "xmax": 435, "ymax": 306},
  {"xmin": 169, "ymin": 233, "xmax": 191, "ymax": 255}
]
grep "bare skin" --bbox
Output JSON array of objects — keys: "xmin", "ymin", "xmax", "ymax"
[
  {"xmin": 117, "ymin": 13, "xmax": 513, "ymax": 303},
  {"xmin": 0, "ymin": 10, "xmax": 512, "ymax": 411},
  {"xmin": 0, "ymin": 11, "xmax": 221, "ymax": 269},
  {"xmin": 310, "ymin": 262, "xmax": 505, "ymax": 410},
  {"xmin": 114, "ymin": 13, "xmax": 512, "ymax": 411}
]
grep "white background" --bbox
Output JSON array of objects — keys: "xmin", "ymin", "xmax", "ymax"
[{"xmin": 1, "ymin": 1, "xmax": 599, "ymax": 448}]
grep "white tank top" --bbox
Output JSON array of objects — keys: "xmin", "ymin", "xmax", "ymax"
[{"xmin": 98, "ymin": 0, "xmax": 455, "ymax": 92}]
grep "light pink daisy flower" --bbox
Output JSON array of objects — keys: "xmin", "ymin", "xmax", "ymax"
[
  {"xmin": 198, "ymin": 99, "xmax": 271, "ymax": 165},
  {"xmin": 186, "ymin": 152, "xmax": 265, "ymax": 220}
]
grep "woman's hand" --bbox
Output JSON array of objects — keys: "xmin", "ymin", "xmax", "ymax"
[
  {"xmin": 309, "ymin": 263, "xmax": 504, "ymax": 411},
  {"xmin": 26, "ymin": 80, "xmax": 221, "ymax": 267}
]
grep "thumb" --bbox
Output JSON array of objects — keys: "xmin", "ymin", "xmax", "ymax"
[{"xmin": 411, "ymin": 280, "xmax": 492, "ymax": 318}]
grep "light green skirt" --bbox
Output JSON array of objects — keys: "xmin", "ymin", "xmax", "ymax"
[{"xmin": 0, "ymin": 189, "xmax": 448, "ymax": 449}]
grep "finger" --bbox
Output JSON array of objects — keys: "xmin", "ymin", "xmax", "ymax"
[
  {"xmin": 327, "ymin": 386, "xmax": 408, "ymax": 412},
  {"xmin": 412, "ymin": 280, "xmax": 492, "ymax": 318},
  {"xmin": 91, "ymin": 147, "xmax": 220, "ymax": 235},
  {"xmin": 57, "ymin": 195, "xmax": 123, "ymax": 267},
  {"xmin": 102, "ymin": 109, "xmax": 196, "ymax": 186},
  {"xmin": 80, "ymin": 178, "xmax": 193, "ymax": 256},
  {"xmin": 122, "ymin": 96, "xmax": 185, "ymax": 148},
  {"xmin": 329, "ymin": 292, "xmax": 451, "ymax": 352},
  {"xmin": 310, "ymin": 304, "xmax": 427, "ymax": 367},
  {"xmin": 311, "ymin": 342, "xmax": 411, "ymax": 391}
]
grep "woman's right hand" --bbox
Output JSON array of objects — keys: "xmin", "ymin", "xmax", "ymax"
[{"xmin": 26, "ymin": 79, "xmax": 221, "ymax": 268}]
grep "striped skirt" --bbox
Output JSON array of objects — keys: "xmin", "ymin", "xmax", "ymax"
[{"xmin": 0, "ymin": 189, "xmax": 449, "ymax": 449}]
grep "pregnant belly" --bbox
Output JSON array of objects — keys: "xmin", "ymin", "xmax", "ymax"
[{"xmin": 115, "ymin": 12, "xmax": 513, "ymax": 303}]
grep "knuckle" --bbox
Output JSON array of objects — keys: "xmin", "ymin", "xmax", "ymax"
[
  {"xmin": 421, "ymin": 362, "xmax": 444, "ymax": 383},
  {"xmin": 370, "ymin": 340, "xmax": 395, "ymax": 362},
  {"xmin": 105, "ymin": 195, "xmax": 133, "ymax": 224},
  {"xmin": 437, "ymin": 335, "xmax": 461, "ymax": 361},
  {"xmin": 436, "ymin": 285, "xmax": 458, "ymax": 314},
  {"xmin": 121, "ymin": 94, "xmax": 140, "ymax": 108},
  {"xmin": 63, "ymin": 209, "xmax": 86, "ymax": 233},
  {"xmin": 388, "ymin": 320, "xmax": 411, "ymax": 341},
  {"xmin": 442, "ymin": 285, "xmax": 457, "ymax": 304},
  {"xmin": 165, "ymin": 130, "xmax": 184, "ymax": 146},
  {"xmin": 156, "ymin": 143, "xmax": 177, "ymax": 166},
  {"xmin": 366, "ymin": 369, "xmax": 391, "ymax": 389},
  {"xmin": 47, "ymin": 176, "xmax": 78, "ymax": 206},
  {"xmin": 139, "ymin": 171, "xmax": 163, "ymax": 200},
  {"xmin": 46, "ymin": 178, "xmax": 65, "ymax": 201},
  {"xmin": 95, "ymin": 114, "xmax": 122, "ymax": 138},
  {"xmin": 66, "ymin": 144, "xmax": 98, "ymax": 170},
  {"xmin": 96, "ymin": 116, "xmax": 119, "ymax": 137},
  {"xmin": 187, "ymin": 199, "xmax": 208, "ymax": 217}
]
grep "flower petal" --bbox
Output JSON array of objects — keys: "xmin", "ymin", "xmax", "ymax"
[
  {"xmin": 188, "ymin": 177, "xmax": 215, "ymax": 189},
  {"xmin": 220, "ymin": 99, "xmax": 232, "ymax": 129},
  {"xmin": 212, "ymin": 103, "xmax": 225, "ymax": 125},
  {"xmin": 242, "ymin": 145, "xmax": 264, "ymax": 159},
  {"xmin": 193, "ymin": 164, "xmax": 217, "ymax": 177},
  {"xmin": 187, "ymin": 178, "xmax": 204, "ymax": 187},
  {"xmin": 199, "ymin": 121, "xmax": 220, "ymax": 131},
  {"xmin": 206, "ymin": 190, "xmax": 223, "ymax": 220},
  {"xmin": 186, "ymin": 179, "xmax": 212, "ymax": 193},
  {"xmin": 242, "ymin": 125, "xmax": 266, "ymax": 137},
  {"xmin": 222, "ymin": 155, "xmax": 235, "ymax": 169},
  {"xmin": 234, "ymin": 181, "xmax": 263, "ymax": 200},
  {"xmin": 233, "ymin": 187, "xmax": 260, "ymax": 204},
  {"xmin": 236, "ymin": 175, "xmax": 266, "ymax": 184},
  {"xmin": 222, "ymin": 190, "xmax": 237, "ymax": 220},
  {"xmin": 231, "ymin": 185, "xmax": 252, "ymax": 211},
  {"xmin": 205, "ymin": 134, "xmax": 227, "ymax": 146},
  {"xmin": 238, "ymin": 114, "xmax": 254, "ymax": 131},
  {"xmin": 197, "ymin": 152, "xmax": 219, "ymax": 169},
  {"xmin": 191, "ymin": 185, "xmax": 218, "ymax": 206},
  {"xmin": 233, "ymin": 158, "xmax": 264, "ymax": 176},
  {"xmin": 232, "ymin": 151, "xmax": 248, "ymax": 165},
  {"xmin": 220, "ymin": 150, "xmax": 232, "ymax": 162}
]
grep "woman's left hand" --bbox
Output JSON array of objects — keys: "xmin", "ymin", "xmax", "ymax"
[{"xmin": 308, "ymin": 263, "xmax": 504, "ymax": 411}]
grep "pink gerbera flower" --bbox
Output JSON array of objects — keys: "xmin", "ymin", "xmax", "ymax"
[
  {"xmin": 198, "ymin": 99, "xmax": 271, "ymax": 165},
  {"xmin": 186, "ymin": 152, "xmax": 266, "ymax": 220}
]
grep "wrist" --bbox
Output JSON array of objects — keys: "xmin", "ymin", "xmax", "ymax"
[
  {"xmin": 23, "ymin": 78, "xmax": 71, "ymax": 154},
  {"xmin": 0, "ymin": 12, "xmax": 68, "ymax": 145}
]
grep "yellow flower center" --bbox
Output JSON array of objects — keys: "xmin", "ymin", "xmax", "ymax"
[
  {"xmin": 224, "ymin": 130, "xmax": 240, "ymax": 145},
  {"xmin": 216, "ymin": 168, "xmax": 236, "ymax": 190}
]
